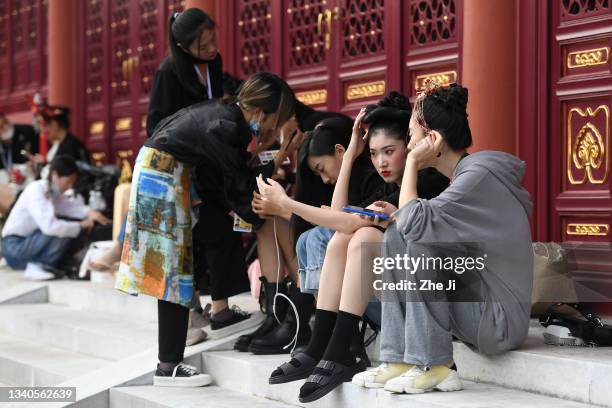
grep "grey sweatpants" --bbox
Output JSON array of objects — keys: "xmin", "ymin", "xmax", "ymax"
[{"xmin": 379, "ymin": 224, "xmax": 508, "ymax": 366}]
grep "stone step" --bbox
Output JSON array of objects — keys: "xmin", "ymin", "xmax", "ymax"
[
  {"xmin": 0, "ymin": 303, "xmax": 157, "ymax": 360},
  {"xmin": 201, "ymin": 351, "xmax": 597, "ymax": 408},
  {"xmin": 46, "ymin": 279, "xmax": 262, "ymax": 321},
  {"xmin": 109, "ymin": 385, "xmax": 297, "ymax": 408},
  {"xmin": 46, "ymin": 280, "xmax": 160, "ymax": 321},
  {"xmin": 0, "ymin": 332, "xmax": 110, "ymax": 387},
  {"xmin": 453, "ymin": 323, "xmax": 612, "ymax": 407}
]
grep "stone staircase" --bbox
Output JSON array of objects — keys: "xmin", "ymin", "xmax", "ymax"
[{"xmin": 0, "ymin": 266, "xmax": 610, "ymax": 407}]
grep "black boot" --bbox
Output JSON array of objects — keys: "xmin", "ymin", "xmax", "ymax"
[
  {"xmin": 234, "ymin": 277, "xmax": 288, "ymax": 351},
  {"xmin": 249, "ymin": 283, "xmax": 314, "ymax": 354}
]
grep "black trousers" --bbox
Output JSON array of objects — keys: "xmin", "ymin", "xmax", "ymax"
[
  {"xmin": 193, "ymin": 204, "xmax": 250, "ymax": 300},
  {"xmin": 158, "ymin": 299, "xmax": 189, "ymax": 363}
]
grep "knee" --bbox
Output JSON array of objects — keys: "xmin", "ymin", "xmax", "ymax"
[
  {"xmin": 347, "ymin": 227, "xmax": 382, "ymax": 255},
  {"xmin": 327, "ymin": 231, "xmax": 352, "ymax": 253},
  {"xmin": 296, "ymin": 229, "xmax": 311, "ymax": 254}
]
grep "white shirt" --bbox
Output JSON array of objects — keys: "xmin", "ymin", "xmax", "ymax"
[{"xmin": 2, "ymin": 179, "xmax": 89, "ymax": 238}]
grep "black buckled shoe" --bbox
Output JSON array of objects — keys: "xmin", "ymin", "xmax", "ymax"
[
  {"xmin": 249, "ymin": 285, "xmax": 314, "ymax": 355},
  {"xmin": 298, "ymin": 358, "xmax": 366, "ymax": 403},
  {"xmin": 234, "ymin": 278, "xmax": 288, "ymax": 351},
  {"xmin": 269, "ymin": 352, "xmax": 318, "ymax": 384}
]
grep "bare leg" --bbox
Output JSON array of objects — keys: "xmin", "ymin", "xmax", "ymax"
[
  {"xmin": 212, "ymin": 299, "xmax": 228, "ymax": 314},
  {"xmin": 316, "ymin": 232, "xmax": 353, "ymax": 312},
  {"xmin": 89, "ymin": 240, "xmax": 122, "ymax": 271},
  {"xmin": 256, "ymin": 218, "xmax": 286, "ymax": 283},
  {"xmin": 273, "ymin": 217, "xmax": 299, "ymax": 283},
  {"xmin": 338, "ymin": 227, "xmax": 383, "ymax": 316}
]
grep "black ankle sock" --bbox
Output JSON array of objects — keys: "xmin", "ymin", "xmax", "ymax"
[
  {"xmin": 302, "ymin": 309, "xmax": 337, "ymax": 360},
  {"xmin": 321, "ymin": 311, "xmax": 361, "ymax": 366}
]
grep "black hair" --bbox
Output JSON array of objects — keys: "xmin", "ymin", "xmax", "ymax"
[
  {"xmin": 419, "ymin": 84, "xmax": 472, "ymax": 150},
  {"xmin": 291, "ymin": 115, "xmax": 355, "ymax": 242},
  {"xmin": 226, "ymin": 72, "xmax": 296, "ymax": 129},
  {"xmin": 50, "ymin": 155, "xmax": 78, "ymax": 177},
  {"xmin": 168, "ymin": 8, "xmax": 216, "ymax": 98},
  {"xmin": 222, "ymin": 72, "xmax": 244, "ymax": 96},
  {"xmin": 44, "ymin": 106, "xmax": 70, "ymax": 129},
  {"xmin": 363, "ymin": 91, "xmax": 412, "ymax": 143}
]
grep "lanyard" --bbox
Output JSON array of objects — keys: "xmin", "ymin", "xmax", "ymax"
[
  {"xmin": 0, "ymin": 143, "xmax": 12, "ymax": 171},
  {"xmin": 194, "ymin": 64, "xmax": 212, "ymax": 99}
]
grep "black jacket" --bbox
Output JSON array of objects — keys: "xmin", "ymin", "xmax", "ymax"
[
  {"xmin": 0, "ymin": 124, "xmax": 38, "ymax": 171},
  {"xmin": 56, "ymin": 133, "xmax": 90, "ymax": 164},
  {"xmin": 146, "ymin": 54, "xmax": 223, "ymax": 137},
  {"xmin": 145, "ymin": 100, "xmax": 273, "ymax": 226}
]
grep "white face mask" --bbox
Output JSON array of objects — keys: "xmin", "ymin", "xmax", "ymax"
[{"xmin": 1, "ymin": 125, "xmax": 13, "ymax": 142}]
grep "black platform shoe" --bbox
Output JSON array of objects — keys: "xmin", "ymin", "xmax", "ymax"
[
  {"xmin": 234, "ymin": 277, "xmax": 288, "ymax": 351},
  {"xmin": 249, "ymin": 283, "xmax": 314, "ymax": 354}
]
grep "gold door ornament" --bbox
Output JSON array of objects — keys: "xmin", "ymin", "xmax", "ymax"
[
  {"xmin": 414, "ymin": 71, "xmax": 457, "ymax": 91},
  {"xmin": 346, "ymin": 80, "xmax": 386, "ymax": 101},
  {"xmin": 296, "ymin": 89, "xmax": 327, "ymax": 106},
  {"xmin": 567, "ymin": 47, "xmax": 610, "ymax": 69},
  {"xmin": 567, "ymin": 105, "xmax": 610, "ymax": 185},
  {"xmin": 566, "ymin": 223, "xmax": 610, "ymax": 237}
]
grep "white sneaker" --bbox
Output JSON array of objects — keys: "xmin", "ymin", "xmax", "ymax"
[
  {"xmin": 153, "ymin": 363, "xmax": 212, "ymax": 387},
  {"xmin": 352, "ymin": 362, "xmax": 414, "ymax": 388},
  {"xmin": 384, "ymin": 365, "xmax": 463, "ymax": 394},
  {"xmin": 24, "ymin": 263, "xmax": 55, "ymax": 281}
]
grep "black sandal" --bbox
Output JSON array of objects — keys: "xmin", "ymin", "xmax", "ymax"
[
  {"xmin": 268, "ymin": 352, "xmax": 317, "ymax": 384},
  {"xmin": 298, "ymin": 358, "xmax": 366, "ymax": 403}
]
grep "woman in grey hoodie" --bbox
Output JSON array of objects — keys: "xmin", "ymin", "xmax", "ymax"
[{"xmin": 352, "ymin": 81, "xmax": 534, "ymax": 394}]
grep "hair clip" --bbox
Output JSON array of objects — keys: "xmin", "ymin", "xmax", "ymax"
[{"xmin": 173, "ymin": 11, "xmax": 181, "ymax": 20}]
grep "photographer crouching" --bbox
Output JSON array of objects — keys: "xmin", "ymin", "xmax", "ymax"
[{"xmin": 1, "ymin": 155, "xmax": 110, "ymax": 280}]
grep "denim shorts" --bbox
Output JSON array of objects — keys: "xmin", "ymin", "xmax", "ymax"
[{"xmin": 296, "ymin": 226, "xmax": 335, "ymax": 294}]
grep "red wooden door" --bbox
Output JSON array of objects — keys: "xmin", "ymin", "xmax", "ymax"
[
  {"xmin": 402, "ymin": 0, "xmax": 462, "ymax": 100},
  {"xmin": 0, "ymin": 0, "xmax": 48, "ymax": 116},
  {"xmin": 80, "ymin": 0, "xmax": 183, "ymax": 170},
  {"xmin": 549, "ymin": 0, "xmax": 612, "ymax": 302},
  {"xmin": 283, "ymin": 0, "xmax": 331, "ymax": 110},
  {"xmin": 221, "ymin": 0, "xmax": 463, "ymax": 114}
]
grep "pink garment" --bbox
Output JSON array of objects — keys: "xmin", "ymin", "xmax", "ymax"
[
  {"xmin": 247, "ymin": 259, "xmax": 289, "ymax": 299},
  {"xmin": 247, "ymin": 259, "xmax": 263, "ymax": 299}
]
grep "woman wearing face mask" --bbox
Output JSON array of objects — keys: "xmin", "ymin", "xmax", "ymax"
[
  {"xmin": 235, "ymin": 106, "xmax": 357, "ymax": 354},
  {"xmin": 116, "ymin": 72, "xmax": 297, "ymax": 387},
  {"xmin": 1, "ymin": 155, "xmax": 109, "ymax": 280},
  {"xmin": 256, "ymin": 92, "xmax": 448, "ymax": 402},
  {"xmin": 354, "ymin": 82, "xmax": 533, "ymax": 395},
  {"xmin": 241, "ymin": 115, "xmax": 388, "ymax": 356},
  {"xmin": 93, "ymin": 9, "xmax": 224, "ymax": 343}
]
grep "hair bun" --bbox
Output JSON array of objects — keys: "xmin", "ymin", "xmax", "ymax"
[
  {"xmin": 378, "ymin": 91, "xmax": 411, "ymax": 112},
  {"xmin": 432, "ymin": 84, "xmax": 468, "ymax": 115},
  {"xmin": 362, "ymin": 91, "xmax": 411, "ymax": 125}
]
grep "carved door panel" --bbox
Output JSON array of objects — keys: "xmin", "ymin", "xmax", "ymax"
[
  {"xmin": 81, "ymin": 0, "xmax": 172, "ymax": 171},
  {"xmin": 402, "ymin": 0, "xmax": 462, "ymax": 100},
  {"xmin": 283, "ymin": 0, "xmax": 330, "ymax": 109},
  {"xmin": 332, "ymin": 0, "xmax": 395, "ymax": 114},
  {"xmin": 549, "ymin": 0, "xmax": 612, "ymax": 302},
  {"xmin": 0, "ymin": 0, "xmax": 47, "ymax": 114},
  {"xmin": 80, "ymin": 0, "xmax": 111, "ymax": 166}
]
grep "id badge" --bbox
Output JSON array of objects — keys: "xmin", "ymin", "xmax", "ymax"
[
  {"xmin": 257, "ymin": 150, "xmax": 290, "ymax": 166},
  {"xmin": 233, "ymin": 213, "xmax": 253, "ymax": 232}
]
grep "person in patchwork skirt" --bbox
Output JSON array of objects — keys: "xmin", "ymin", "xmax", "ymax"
[{"xmin": 116, "ymin": 72, "xmax": 299, "ymax": 387}]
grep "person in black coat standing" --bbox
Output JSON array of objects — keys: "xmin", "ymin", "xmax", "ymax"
[
  {"xmin": 146, "ymin": 9, "xmax": 223, "ymax": 137},
  {"xmin": 148, "ymin": 9, "xmax": 259, "ymax": 343},
  {"xmin": 0, "ymin": 112, "xmax": 39, "ymax": 172},
  {"xmin": 42, "ymin": 107, "xmax": 89, "ymax": 164}
]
